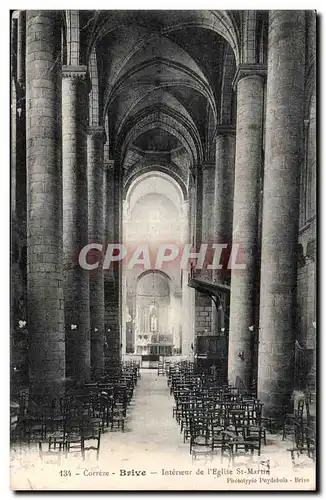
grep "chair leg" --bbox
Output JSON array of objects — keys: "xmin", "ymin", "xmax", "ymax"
[{"xmin": 96, "ymin": 438, "xmax": 100, "ymax": 460}]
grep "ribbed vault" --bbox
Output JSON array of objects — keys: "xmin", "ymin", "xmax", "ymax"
[{"xmin": 81, "ymin": 10, "xmax": 240, "ymax": 188}]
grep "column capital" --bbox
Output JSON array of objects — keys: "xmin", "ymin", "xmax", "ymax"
[
  {"xmin": 62, "ymin": 65, "xmax": 91, "ymax": 90},
  {"xmin": 232, "ymin": 63, "xmax": 267, "ymax": 91},
  {"xmin": 88, "ymin": 125, "xmax": 106, "ymax": 142},
  {"xmin": 214, "ymin": 124, "xmax": 236, "ymax": 138},
  {"xmin": 104, "ymin": 159, "xmax": 115, "ymax": 171},
  {"xmin": 200, "ymin": 161, "xmax": 215, "ymax": 171}
]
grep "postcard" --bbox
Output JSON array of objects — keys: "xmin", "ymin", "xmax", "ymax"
[{"xmin": 10, "ymin": 9, "xmax": 316, "ymax": 491}]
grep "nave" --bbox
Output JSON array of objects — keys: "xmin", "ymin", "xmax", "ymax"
[{"xmin": 10, "ymin": 10, "xmax": 317, "ymax": 491}]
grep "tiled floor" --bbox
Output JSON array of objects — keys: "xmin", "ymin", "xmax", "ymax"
[{"xmin": 10, "ymin": 370, "xmax": 315, "ymax": 490}]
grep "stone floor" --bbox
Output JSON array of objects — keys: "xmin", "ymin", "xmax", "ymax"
[{"xmin": 10, "ymin": 370, "xmax": 315, "ymax": 490}]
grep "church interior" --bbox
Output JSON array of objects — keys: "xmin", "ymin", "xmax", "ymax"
[{"xmin": 10, "ymin": 10, "xmax": 316, "ymax": 479}]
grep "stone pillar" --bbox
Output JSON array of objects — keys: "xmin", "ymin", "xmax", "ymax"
[
  {"xmin": 181, "ymin": 200, "xmax": 190, "ymax": 244},
  {"xmin": 201, "ymin": 163, "xmax": 215, "ymax": 245},
  {"xmin": 62, "ymin": 65, "xmax": 91, "ymax": 383},
  {"xmin": 213, "ymin": 127, "xmax": 236, "ymax": 254},
  {"xmin": 26, "ymin": 11, "xmax": 65, "ymax": 400},
  {"xmin": 17, "ymin": 11, "xmax": 25, "ymax": 88},
  {"xmin": 228, "ymin": 65, "xmax": 265, "ymax": 389},
  {"xmin": 258, "ymin": 11, "xmax": 306, "ymax": 418},
  {"xmin": 181, "ymin": 270, "xmax": 195, "ymax": 356},
  {"xmin": 87, "ymin": 126, "xmax": 105, "ymax": 379},
  {"xmin": 195, "ymin": 171, "xmax": 202, "ymax": 250},
  {"xmin": 211, "ymin": 127, "xmax": 236, "ymax": 334},
  {"xmin": 103, "ymin": 155, "xmax": 120, "ymax": 372},
  {"xmin": 194, "ymin": 163, "xmax": 215, "ymax": 339},
  {"xmin": 181, "ymin": 199, "xmax": 193, "ymax": 356},
  {"xmin": 114, "ymin": 161, "xmax": 123, "ymax": 365},
  {"xmin": 121, "ymin": 274, "xmax": 127, "ymax": 356},
  {"xmin": 12, "ymin": 12, "xmax": 28, "ymax": 337},
  {"xmin": 189, "ymin": 184, "xmax": 196, "ymax": 247}
]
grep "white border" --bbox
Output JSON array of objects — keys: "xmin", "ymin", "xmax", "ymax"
[{"xmin": 1, "ymin": 4, "xmax": 324, "ymax": 499}]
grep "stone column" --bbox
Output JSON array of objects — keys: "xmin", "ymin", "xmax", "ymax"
[
  {"xmin": 87, "ymin": 126, "xmax": 105, "ymax": 379},
  {"xmin": 228, "ymin": 65, "xmax": 265, "ymax": 390},
  {"xmin": 181, "ymin": 270, "xmax": 195, "ymax": 356},
  {"xmin": 181, "ymin": 200, "xmax": 190, "ymax": 244},
  {"xmin": 26, "ymin": 11, "xmax": 65, "ymax": 400},
  {"xmin": 103, "ymin": 155, "xmax": 120, "ymax": 373},
  {"xmin": 62, "ymin": 65, "xmax": 91, "ymax": 383},
  {"xmin": 114, "ymin": 161, "xmax": 123, "ymax": 365},
  {"xmin": 211, "ymin": 127, "xmax": 236, "ymax": 334},
  {"xmin": 17, "ymin": 11, "xmax": 25, "ymax": 88},
  {"xmin": 213, "ymin": 127, "xmax": 236, "ymax": 254},
  {"xmin": 181, "ymin": 199, "xmax": 193, "ymax": 356},
  {"xmin": 195, "ymin": 170, "xmax": 203, "ymax": 250},
  {"xmin": 201, "ymin": 162, "xmax": 215, "ymax": 245},
  {"xmin": 258, "ymin": 11, "xmax": 306, "ymax": 419},
  {"xmin": 189, "ymin": 184, "xmax": 196, "ymax": 247}
]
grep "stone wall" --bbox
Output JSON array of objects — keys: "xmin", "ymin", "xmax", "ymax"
[{"xmin": 195, "ymin": 292, "xmax": 212, "ymax": 337}]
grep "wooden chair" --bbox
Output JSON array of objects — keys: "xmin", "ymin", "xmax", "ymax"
[
  {"xmin": 109, "ymin": 405, "xmax": 125, "ymax": 432},
  {"xmin": 282, "ymin": 399, "xmax": 304, "ymax": 440},
  {"xmin": 289, "ymin": 425, "xmax": 316, "ymax": 469},
  {"xmin": 189, "ymin": 414, "xmax": 212, "ymax": 461},
  {"xmin": 81, "ymin": 423, "xmax": 102, "ymax": 460},
  {"xmin": 242, "ymin": 425, "xmax": 264, "ymax": 456},
  {"xmin": 210, "ymin": 415, "xmax": 224, "ymax": 454},
  {"xmin": 22, "ymin": 410, "xmax": 48, "ymax": 446}
]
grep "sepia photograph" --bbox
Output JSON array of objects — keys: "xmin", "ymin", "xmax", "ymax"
[{"xmin": 9, "ymin": 9, "xmax": 317, "ymax": 491}]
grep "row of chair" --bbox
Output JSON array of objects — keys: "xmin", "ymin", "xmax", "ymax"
[
  {"xmin": 168, "ymin": 362, "xmax": 267, "ymax": 465},
  {"xmin": 11, "ymin": 361, "xmax": 140, "ymax": 462}
]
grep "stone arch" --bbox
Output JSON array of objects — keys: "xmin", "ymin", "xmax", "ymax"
[
  {"xmin": 86, "ymin": 11, "xmax": 240, "ymax": 67},
  {"xmin": 114, "ymin": 87, "xmax": 205, "ymax": 147},
  {"xmin": 105, "ymin": 58, "xmax": 216, "ymax": 120},
  {"xmin": 136, "ymin": 269, "xmax": 172, "ymax": 285},
  {"xmin": 118, "ymin": 108, "xmax": 201, "ymax": 166},
  {"xmin": 124, "ymin": 166, "xmax": 188, "ymax": 202},
  {"xmin": 125, "ymin": 170, "xmax": 185, "ymax": 220}
]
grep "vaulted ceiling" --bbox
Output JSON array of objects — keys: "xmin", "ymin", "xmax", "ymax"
[{"xmin": 81, "ymin": 10, "xmax": 241, "ymax": 192}]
